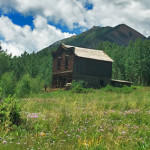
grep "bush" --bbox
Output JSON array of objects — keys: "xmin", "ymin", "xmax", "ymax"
[
  {"xmin": 70, "ymin": 80, "xmax": 87, "ymax": 93},
  {"xmin": 102, "ymin": 84, "xmax": 113, "ymax": 92},
  {"xmin": 0, "ymin": 95, "xmax": 22, "ymax": 126},
  {"xmin": 102, "ymin": 84, "xmax": 136, "ymax": 93},
  {"xmin": 70, "ymin": 80, "xmax": 94, "ymax": 93}
]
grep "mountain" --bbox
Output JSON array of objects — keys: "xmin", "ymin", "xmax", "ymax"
[
  {"xmin": 5, "ymin": 24, "xmax": 149, "ymax": 87},
  {"xmin": 49, "ymin": 24, "xmax": 146, "ymax": 49}
]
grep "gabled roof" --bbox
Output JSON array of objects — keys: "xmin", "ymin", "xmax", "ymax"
[
  {"xmin": 111, "ymin": 79, "xmax": 133, "ymax": 84},
  {"xmin": 62, "ymin": 44, "xmax": 114, "ymax": 62}
]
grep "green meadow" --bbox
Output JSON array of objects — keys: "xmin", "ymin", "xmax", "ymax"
[{"xmin": 0, "ymin": 87, "xmax": 150, "ymax": 150}]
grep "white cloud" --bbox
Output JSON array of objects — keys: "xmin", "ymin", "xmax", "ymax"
[
  {"xmin": 0, "ymin": 0, "xmax": 150, "ymax": 36},
  {"xmin": 0, "ymin": 0, "xmax": 150, "ymax": 56},
  {"xmin": 0, "ymin": 15, "xmax": 75, "ymax": 56},
  {"xmin": 85, "ymin": 0, "xmax": 150, "ymax": 36},
  {"xmin": 0, "ymin": 0, "xmax": 87, "ymax": 29},
  {"xmin": 1, "ymin": 42, "xmax": 24, "ymax": 56}
]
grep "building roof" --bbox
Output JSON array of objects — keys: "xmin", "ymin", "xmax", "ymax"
[
  {"xmin": 111, "ymin": 79, "xmax": 133, "ymax": 84},
  {"xmin": 62, "ymin": 44, "xmax": 114, "ymax": 62}
]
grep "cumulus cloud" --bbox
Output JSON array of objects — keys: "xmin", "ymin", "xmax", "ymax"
[
  {"xmin": 0, "ymin": 0, "xmax": 150, "ymax": 55},
  {"xmin": 0, "ymin": 0, "xmax": 87, "ymax": 29},
  {"xmin": 0, "ymin": 15, "xmax": 75, "ymax": 56},
  {"xmin": 85, "ymin": 0, "xmax": 150, "ymax": 36},
  {"xmin": 0, "ymin": 0, "xmax": 150, "ymax": 36}
]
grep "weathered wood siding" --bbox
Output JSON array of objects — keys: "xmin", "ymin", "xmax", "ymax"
[
  {"xmin": 52, "ymin": 47, "xmax": 74, "ymax": 74},
  {"xmin": 52, "ymin": 44, "xmax": 113, "ymax": 88},
  {"xmin": 73, "ymin": 56, "xmax": 112, "ymax": 78}
]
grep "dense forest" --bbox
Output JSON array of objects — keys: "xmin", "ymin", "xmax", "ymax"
[
  {"xmin": 96, "ymin": 39, "xmax": 150, "ymax": 85},
  {"xmin": 0, "ymin": 38, "xmax": 150, "ymax": 97},
  {"xmin": 0, "ymin": 44, "xmax": 56, "ymax": 97}
]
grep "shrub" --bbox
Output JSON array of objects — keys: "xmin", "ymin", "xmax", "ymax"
[
  {"xmin": 121, "ymin": 86, "xmax": 134, "ymax": 93},
  {"xmin": 102, "ymin": 84, "xmax": 136, "ymax": 93},
  {"xmin": 0, "ymin": 95, "xmax": 22, "ymax": 126},
  {"xmin": 102, "ymin": 84, "xmax": 113, "ymax": 92},
  {"xmin": 70, "ymin": 80, "xmax": 93, "ymax": 93},
  {"xmin": 70, "ymin": 80, "xmax": 87, "ymax": 93}
]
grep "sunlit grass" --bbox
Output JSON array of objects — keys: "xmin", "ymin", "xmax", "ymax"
[{"xmin": 0, "ymin": 87, "xmax": 150, "ymax": 150}]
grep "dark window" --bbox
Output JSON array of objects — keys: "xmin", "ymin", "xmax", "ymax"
[
  {"xmin": 65, "ymin": 56, "xmax": 69, "ymax": 69},
  {"xmin": 57, "ymin": 57, "xmax": 61, "ymax": 69}
]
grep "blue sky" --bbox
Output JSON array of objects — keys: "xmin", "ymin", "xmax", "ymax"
[
  {"xmin": 1, "ymin": 10, "xmax": 83, "ymax": 34},
  {"xmin": 0, "ymin": 0, "xmax": 150, "ymax": 56},
  {"xmin": 5, "ymin": 12, "xmax": 34, "ymax": 30}
]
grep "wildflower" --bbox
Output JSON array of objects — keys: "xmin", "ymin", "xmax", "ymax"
[
  {"xmin": 96, "ymin": 136, "xmax": 102, "ymax": 145},
  {"xmin": 35, "ymin": 133, "xmax": 38, "ymax": 137},
  {"xmin": 141, "ymin": 141, "xmax": 145, "ymax": 144},
  {"xmin": 39, "ymin": 132, "xmax": 46, "ymax": 136},
  {"xmin": 61, "ymin": 140, "xmax": 65, "ymax": 142},
  {"xmin": 83, "ymin": 139, "xmax": 89, "ymax": 147},
  {"xmin": 108, "ymin": 127, "xmax": 113, "ymax": 131},
  {"xmin": 126, "ymin": 124, "xmax": 130, "ymax": 127},
  {"xmin": 76, "ymin": 135, "xmax": 80, "ymax": 138},
  {"xmin": 16, "ymin": 142, "xmax": 20, "ymax": 144},
  {"xmin": 5, "ymin": 129, "xmax": 10, "ymax": 133},
  {"xmin": 78, "ymin": 138, "xmax": 82, "ymax": 145},
  {"xmin": 98, "ymin": 136, "xmax": 102, "ymax": 143},
  {"xmin": 27, "ymin": 113, "xmax": 38, "ymax": 118},
  {"xmin": 146, "ymin": 110, "xmax": 150, "ymax": 114},
  {"xmin": 64, "ymin": 130, "xmax": 68, "ymax": 134},
  {"xmin": 122, "ymin": 131, "xmax": 126, "ymax": 134},
  {"xmin": 3, "ymin": 140, "xmax": 7, "ymax": 144},
  {"xmin": 99, "ymin": 128, "xmax": 104, "ymax": 132},
  {"xmin": 92, "ymin": 138, "xmax": 94, "ymax": 143}
]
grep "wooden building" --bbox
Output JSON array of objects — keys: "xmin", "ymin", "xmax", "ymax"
[{"xmin": 52, "ymin": 43, "xmax": 114, "ymax": 88}]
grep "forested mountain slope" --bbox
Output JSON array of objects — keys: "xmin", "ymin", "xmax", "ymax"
[
  {"xmin": 0, "ymin": 24, "xmax": 150, "ymax": 96},
  {"xmin": 49, "ymin": 24, "xmax": 146, "ymax": 49}
]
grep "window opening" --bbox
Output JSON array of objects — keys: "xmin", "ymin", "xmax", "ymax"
[
  {"xmin": 57, "ymin": 57, "xmax": 61, "ymax": 69},
  {"xmin": 65, "ymin": 56, "xmax": 69, "ymax": 69}
]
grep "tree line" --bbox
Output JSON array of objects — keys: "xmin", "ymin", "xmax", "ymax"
[
  {"xmin": 0, "ymin": 44, "xmax": 55, "ymax": 97},
  {"xmin": 96, "ymin": 39, "xmax": 150, "ymax": 85},
  {"xmin": 0, "ymin": 39, "xmax": 150, "ymax": 97}
]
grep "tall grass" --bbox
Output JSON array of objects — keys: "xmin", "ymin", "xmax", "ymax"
[{"xmin": 0, "ymin": 87, "xmax": 150, "ymax": 150}]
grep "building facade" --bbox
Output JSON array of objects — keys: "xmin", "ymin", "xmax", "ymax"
[{"xmin": 52, "ymin": 43, "xmax": 114, "ymax": 88}]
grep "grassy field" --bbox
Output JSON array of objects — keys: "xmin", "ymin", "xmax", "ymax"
[{"xmin": 0, "ymin": 87, "xmax": 150, "ymax": 150}]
